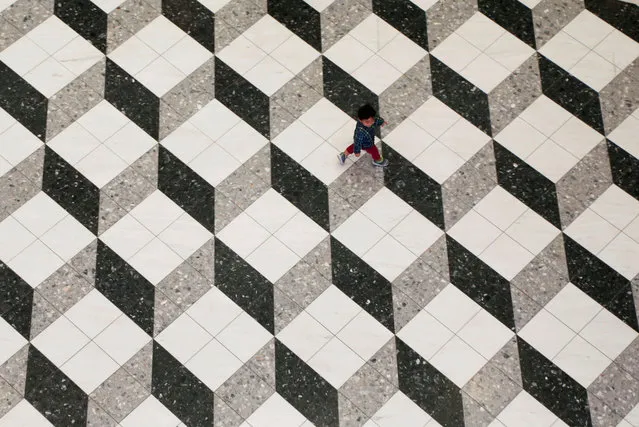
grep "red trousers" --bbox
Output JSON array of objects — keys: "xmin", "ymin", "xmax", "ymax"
[{"xmin": 345, "ymin": 144, "xmax": 381, "ymax": 161}]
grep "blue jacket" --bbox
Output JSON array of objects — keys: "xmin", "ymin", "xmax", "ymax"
[{"xmin": 353, "ymin": 118, "xmax": 384, "ymax": 154}]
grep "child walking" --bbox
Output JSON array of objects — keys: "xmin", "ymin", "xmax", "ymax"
[{"xmin": 338, "ymin": 104, "xmax": 389, "ymax": 167}]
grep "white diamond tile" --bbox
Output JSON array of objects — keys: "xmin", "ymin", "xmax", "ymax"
[
  {"xmin": 301, "ymin": 142, "xmax": 354, "ymax": 185},
  {"xmin": 538, "ymin": 30, "xmax": 590, "ymax": 71},
  {"xmin": 594, "ymin": 29, "xmax": 639, "ymax": 71},
  {"xmin": 494, "ymin": 117, "xmax": 547, "ymax": 160},
  {"xmin": 271, "ymin": 34, "xmax": 320, "ymax": 74},
  {"xmin": 104, "ymin": 121, "xmax": 156, "ymax": 165},
  {"xmin": 299, "ymin": 98, "xmax": 353, "ymax": 140},
  {"xmin": 332, "ymin": 210, "xmax": 386, "ymax": 257},
  {"xmin": 383, "ymin": 118, "xmax": 435, "ymax": 161},
  {"xmin": 349, "ymin": 15, "xmax": 399, "ymax": 52},
  {"xmin": 0, "ymin": 36, "xmax": 48, "ymax": 76},
  {"xmin": 245, "ymin": 393, "xmax": 306, "ymax": 427},
  {"xmin": 377, "ymin": 33, "xmax": 426, "ymax": 74},
  {"xmin": 553, "ymin": 335, "xmax": 611, "ymax": 387},
  {"xmin": 23, "ymin": 56, "xmax": 75, "ymax": 97},
  {"xmin": 75, "ymin": 144, "xmax": 128, "ymax": 188},
  {"xmin": 136, "ymin": 56, "xmax": 186, "ymax": 97},
  {"xmin": 410, "ymin": 97, "xmax": 460, "ymax": 138},
  {"xmin": 186, "ymin": 287, "xmax": 242, "ymax": 337},
  {"xmin": 272, "ymin": 120, "xmax": 325, "ymax": 162},
  {"xmin": 390, "ymin": 210, "xmax": 443, "ymax": 256},
  {"xmin": 100, "ymin": 214, "xmax": 155, "ymax": 260},
  {"xmin": 564, "ymin": 208, "xmax": 619, "ymax": 254},
  {"xmin": 61, "ymin": 341, "xmax": 119, "ymax": 393},
  {"xmin": 0, "ymin": 317, "xmax": 27, "ymax": 366},
  {"xmin": 371, "ymin": 391, "xmax": 432, "ymax": 427},
  {"xmin": 337, "ymin": 310, "xmax": 392, "ymax": 360},
  {"xmin": 456, "ymin": 13, "xmax": 505, "ymax": 51},
  {"xmin": 518, "ymin": 309, "xmax": 575, "ymax": 360},
  {"xmin": 598, "ymin": 232, "xmax": 639, "ymax": 280},
  {"xmin": 485, "ymin": 31, "xmax": 534, "ymax": 72},
  {"xmin": 52, "ymin": 36, "xmax": 102, "ymax": 76},
  {"xmin": 526, "ymin": 139, "xmax": 579, "ymax": 183},
  {"xmin": 589, "ymin": 186, "xmax": 639, "ymax": 230},
  {"xmin": 246, "ymin": 236, "xmax": 300, "ymax": 283},
  {"xmin": 430, "ymin": 336, "xmax": 486, "ymax": 388},
  {"xmin": 448, "ymin": 209, "xmax": 502, "ymax": 255},
  {"xmin": 120, "ymin": 396, "xmax": 182, "ymax": 427},
  {"xmin": 324, "ymin": 34, "xmax": 375, "ymax": 74},
  {"xmin": 7, "ymin": 240, "xmax": 64, "ymax": 288},
  {"xmin": 413, "ymin": 140, "xmax": 465, "ymax": 184},
  {"xmin": 189, "ymin": 99, "xmax": 242, "ymax": 142},
  {"xmin": 0, "ymin": 400, "xmax": 54, "ymax": 427},
  {"xmin": 431, "ymin": 32, "xmax": 482, "ymax": 72},
  {"xmin": 217, "ymin": 212, "xmax": 271, "ymax": 258},
  {"xmin": 78, "ymin": 101, "xmax": 129, "ymax": 142},
  {"xmin": 360, "ymin": 187, "xmax": 412, "ymax": 232},
  {"xmin": 519, "ymin": 96, "xmax": 572, "ymax": 138},
  {"xmin": 94, "ymin": 314, "xmax": 151, "ymax": 365},
  {"xmin": 108, "ymin": 35, "xmax": 158, "ymax": 75},
  {"xmin": 163, "ymin": 35, "xmax": 212, "ymax": 75},
  {"xmin": 305, "ymin": 285, "xmax": 361, "ymax": 334},
  {"xmin": 496, "ymin": 391, "xmax": 559, "ymax": 427},
  {"xmin": 91, "ymin": 0, "xmax": 126, "ymax": 13},
  {"xmin": 562, "ymin": 10, "xmax": 614, "ymax": 49},
  {"xmin": 461, "ymin": 53, "xmax": 511, "ymax": 93},
  {"xmin": 189, "ymin": 142, "xmax": 242, "ymax": 186},
  {"xmin": 308, "ymin": 337, "xmax": 365, "ymax": 388},
  {"xmin": 458, "ymin": 310, "xmax": 514, "ymax": 359},
  {"xmin": 277, "ymin": 311, "xmax": 333, "ymax": 361},
  {"xmin": 0, "ymin": 216, "xmax": 35, "ymax": 262},
  {"xmin": 0, "ymin": 122, "xmax": 42, "ymax": 166},
  {"xmin": 217, "ymin": 35, "xmax": 267, "ymax": 75},
  {"xmin": 243, "ymin": 15, "xmax": 292, "ymax": 53},
  {"xmin": 505, "ymin": 209, "xmax": 560, "ymax": 255},
  {"xmin": 136, "ymin": 16, "xmax": 185, "ymax": 54},
  {"xmin": 11, "ymin": 192, "xmax": 67, "ymax": 237},
  {"xmin": 474, "ymin": 187, "xmax": 528, "ymax": 231},
  {"xmin": 156, "ymin": 313, "xmax": 212, "ymax": 364},
  {"xmin": 438, "ymin": 118, "xmax": 490, "ymax": 161},
  {"xmin": 197, "ymin": 0, "xmax": 231, "ymax": 12},
  {"xmin": 31, "ymin": 315, "xmax": 90, "ymax": 366},
  {"xmin": 608, "ymin": 113, "xmax": 639, "ymax": 159},
  {"xmin": 352, "ymin": 54, "xmax": 403, "ymax": 94},
  {"xmin": 274, "ymin": 212, "xmax": 327, "ymax": 258},
  {"xmin": 158, "ymin": 213, "xmax": 212, "ymax": 260},
  {"xmin": 550, "ymin": 116, "xmax": 603, "ymax": 159},
  {"xmin": 185, "ymin": 338, "xmax": 243, "ymax": 390},
  {"xmin": 129, "ymin": 191, "xmax": 183, "ymax": 235},
  {"xmin": 544, "ymin": 284, "xmax": 602, "ymax": 332},
  {"xmin": 425, "ymin": 284, "xmax": 480, "ymax": 333},
  {"xmin": 64, "ymin": 289, "xmax": 121, "ymax": 339},
  {"xmin": 570, "ymin": 50, "xmax": 618, "ymax": 91},
  {"xmin": 245, "ymin": 189, "xmax": 298, "ymax": 234},
  {"xmin": 362, "ymin": 234, "xmax": 417, "ymax": 281},
  {"xmin": 624, "ymin": 215, "xmax": 639, "ymax": 243},
  {"xmin": 216, "ymin": 120, "xmax": 268, "ymax": 164},
  {"xmin": 128, "ymin": 238, "xmax": 183, "ymax": 285},
  {"xmin": 40, "ymin": 215, "xmax": 94, "ymax": 261},
  {"xmin": 480, "ymin": 233, "xmax": 534, "ymax": 280},
  {"xmin": 397, "ymin": 309, "xmax": 454, "ymax": 360},
  {"xmin": 244, "ymin": 55, "xmax": 295, "ymax": 96}
]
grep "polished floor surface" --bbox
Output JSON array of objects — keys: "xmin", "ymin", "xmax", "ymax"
[{"xmin": 0, "ymin": 0, "xmax": 639, "ymax": 425}]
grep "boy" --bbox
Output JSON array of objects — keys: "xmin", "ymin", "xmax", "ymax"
[{"xmin": 338, "ymin": 104, "xmax": 389, "ymax": 167}]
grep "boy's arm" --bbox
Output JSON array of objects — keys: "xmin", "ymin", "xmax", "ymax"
[{"xmin": 374, "ymin": 117, "xmax": 385, "ymax": 127}]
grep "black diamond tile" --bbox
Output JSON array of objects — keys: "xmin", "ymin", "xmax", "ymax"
[
  {"xmin": 158, "ymin": 145, "xmax": 215, "ymax": 233},
  {"xmin": 563, "ymin": 235, "xmax": 639, "ymax": 331},
  {"xmin": 214, "ymin": 238, "xmax": 275, "ymax": 334},
  {"xmin": 372, "ymin": 0, "xmax": 429, "ymax": 50},
  {"xmin": 275, "ymin": 339, "xmax": 339, "ymax": 426},
  {"xmin": 270, "ymin": 144, "xmax": 330, "ymax": 231},
  {"xmin": 214, "ymin": 59, "xmax": 270, "ymax": 138},
  {"xmin": 267, "ymin": 0, "xmax": 322, "ymax": 52},
  {"xmin": 430, "ymin": 55, "xmax": 492, "ymax": 136},
  {"xmin": 54, "ymin": 0, "xmax": 108, "ymax": 53},
  {"xmin": 517, "ymin": 336, "xmax": 593, "ymax": 426},
  {"xmin": 0, "ymin": 61, "xmax": 47, "ymax": 140},
  {"xmin": 538, "ymin": 54, "xmax": 605, "ymax": 135},
  {"xmin": 152, "ymin": 341, "xmax": 215, "ymax": 426},
  {"xmin": 0, "ymin": 262, "xmax": 33, "ymax": 340},
  {"xmin": 42, "ymin": 146, "xmax": 100, "ymax": 235},
  {"xmin": 478, "ymin": 0, "xmax": 536, "ymax": 48},
  {"xmin": 446, "ymin": 235, "xmax": 516, "ymax": 330},
  {"xmin": 162, "ymin": 0, "xmax": 215, "ymax": 53},
  {"xmin": 105, "ymin": 59, "xmax": 160, "ymax": 140},
  {"xmin": 383, "ymin": 143, "xmax": 445, "ymax": 230},
  {"xmin": 322, "ymin": 57, "xmax": 379, "ymax": 118},
  {"xmin": 396, "ymin": 338, "xmax": 465, "ymax": 427},
  {"xmin": 607, "ymin": 140, "xmax": 639, "ymax": 202},
  {"xmin": 95, "ymin": 240, "xmax": 155, "ymax": 335},
  {"xmin": 330, "ymin": 237, "xmax": 395, "ymax": 332},
  {"xmin": 494, "ymin": 142, "xmax": 562, "ymax": 229},
  {"xmin": 25, "ymin": 345, "xmax": 88, "ymax": 427}
]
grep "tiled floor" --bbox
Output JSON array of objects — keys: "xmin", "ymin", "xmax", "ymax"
[{"xmin": 0, "ymin": 0, "xmax": 638, "ymax": 425}]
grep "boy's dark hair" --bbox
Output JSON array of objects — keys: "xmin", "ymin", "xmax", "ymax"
[{"xmin": 357, "ymin": 104, "xmax": 376, "ymax": 120}]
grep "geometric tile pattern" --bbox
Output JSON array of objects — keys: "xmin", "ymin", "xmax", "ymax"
[{"xmin": 0, "ymin": 0, "xmax": 638, "ymax": 425}]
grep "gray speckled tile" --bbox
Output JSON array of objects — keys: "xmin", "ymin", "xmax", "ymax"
[
  {"xmin": 337, "ymin": 394, "xmax": 369, "ymax": 427},
  {"xmin": 298, "ymin": 57, "xmax": 324, "ymax": 96},
  {"xmin": 157, "ymin": 262, "xmax": 212, "ymax": 311},
  {"xmin": 214, "ymin": 190, "xmax": 244, "ymax": 234},
  {"xmin": 0, "ymin": 17, "xmax": 22, "ymax": 52},
  {"xmin": 600, "ymin": 63, "xmax": 639, "ymax": 136},
  {"xmin": 329, "ymin": 159, "xmax": 384, "ymax": 211},
  {"xmin": 214, "ymin": 16, "xmax": 242, "ymax": 54},
  {"xmin": 339, "ymin": 363, "xmax": 396, "ymax": 417},
  {"xmin": 159, "ymin": 100, "xmax": 187, "ymax": 141},
  {"xmin": 108, "ymin": 0, "xmax": 160, "ymax": 39},
  {"xmin": 214, "ymin": 394, "xmax": 245, "ymax": 427},
  {"xmin": 418, "ymin": 235, "xmax": 450, "ymax": 282},
  {"xmin": 153, "ymin": 289, "xmax": 182, "ymax": 337},
  {"xmin": 462, "ymin": 393, "xmax": 497, "ymax": 426},
  {"xmin": 616, "ymin": 336, "xmax": 639, "ymax": 381},
  {"xmin": 86, "ymin": 398, "xmax": 118, "ymax": 427},
  {"xmin": 426, "ymin": 0, "xmax": 478, "ymax": 50},
  {"xmin": 391, "ymin": 286, "xmax": 421, "ymax": 332},
  {"xmin": 133, "ymin": 145, "xmax": 158, "ymax": 186},
  {"xmin": 510, "ymin": 285, "xmax": 543, "ymax": 332},
  {"xmin": 379, "ymin": 58, "xmax": 431, "ymax": 136},
  {"xmin": 1, "ymin": 0, "xmax": 52, "ymax": 35},
  {"xmin": 186, "ymin": 238, "xmax": 215, "ymax": 284},
  {"xmin": 245, "ymin": 339, "xmax": 276, "ymax": 389},
  {"xmin": 106, "ymin": 14, "xmax": 135, "ymax": 55},
  {"xmin": 0, "ymin": 376, "xmax": 20, "ymax": 418},
  {"xmin": 49, "ymin": 71, "xmax": 102, "ymax": 124},
  {"xmin": 273, "ymin": 286, "xmax": 303, "ymax": 334},
  {"xmin": 490, "ymin": 337, "xmax": 523, "ymax": 387},
  {"xmin": 488, "ymin": 55, "xmax": 542, "ymax": 136},
  {"xmin": 276, "ymin": 258, "xmax": 331, "ymax": 308},
  {"xmin": 101, "ymin": 164, "xmax": 155, "ymax": 214},
  {"xmin": 0, "ymin": 169, "xmax": 40, "ymax": 222},
  {"xmin": 532, "ymin": 0, "xmax": 584, "ymax": 49},
  {"xmin": 98, "ymin": 194, "xmax": 128, "ymax": 236},
  {"xmin": 67, "ymin": 239, "xmax": 97, "ymax": 286},
  {"xmin": 393, "ymin": 259, "xmax": 447, "ymax": 309},
  {"xmin": 272, "ymin": 76, "xmax": 322, "ymax": 120},
  {"xmin": 0, "ymin": 344, "xmax": 28, "ymax": 395},
  {"xmin": 269, "ymin": 101, "xmax": 297, "ymax": 140},
  {"xmin": 442, "ymin": 152, "xmax": 495, "ymax": 230},
  {"xmin": 463, "ymin": 354, "xmax": 522, "ymax": 417},
  {"xmin": 589, "ymin": 362, "xmax": 639, "ymax": 419},
  {"xmin": 328, "ymin": 188, "xmax": 356, "ymax": 232},
  {"xmin": 161, "ymin": 58, "xmax": 215, "ymax": 121},
  {"xmin": 511, "ymin": 235, "xmax": 568, "ymax": 307},
  {"xmin": 320, "ymin": 0, "xmax": 371, "ymax": 51},
  {"xmin": 556, "ymin": 141, "xmax": 611, "ymax": 229},
  {"xmin": 45, "ymin": 102, "xmax": 75, "ymax": 142},
  {"xmin": 15, "ymin": 145, "xmax": 44, "ymax": 187},
  {"xmin": 216, "ymin": 365, "xmax": 274, "ymax": 420},
  {"xmin": 121, "ymin": 342, "xmax": 153, "ymax": 392},
  {"xmin": 89, "ymin": 368, "xmax": 149, "ymax": 422},
  {"xmin": 28, "ymin": 291, "xmax": 61, "ymax": 339},
  {"xmin": 588, "ymin": 392, "xmax": 624, "ymax": 427},
  {"xmin": 216, "ymin": 163, "xmax": 270, "ymax": 212},
  {"xmin": 367, "ymin": 338, "xmax": 398, "ymax": 388},
  {"xmin": 302, "ymin": 237, "xmax": 332, "ymax": 282},
  {"xmin": 79, "ymin": 58, "xmax": 107, "ymax": 98},
  {"xmin": 216, "ymin": 0, "xmax": 266, "ymax": 46},
  {"xmin": 243, "ymin": 143, "xmax": 271, "ymax": 184}
]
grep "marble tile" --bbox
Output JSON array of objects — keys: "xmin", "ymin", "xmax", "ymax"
[
  {"xmin": 89, "ymin": 367, "xmax": 150, "ymax": 422},
  {"xmin": 216, "ymin": 365, "xmax": 274, "ymax": 420},
  {"xmin": 532, "ymin": 0, "xmax": 585, "ymax": 48}
]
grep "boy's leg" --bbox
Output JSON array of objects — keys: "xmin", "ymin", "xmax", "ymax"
[
  {"xmin": 365, "ymin": 145, "xmax": 382, "ymax": 161},
  {"xmin": 338, "ymin": 144, "xmax": 355, "ymax": 165}
]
